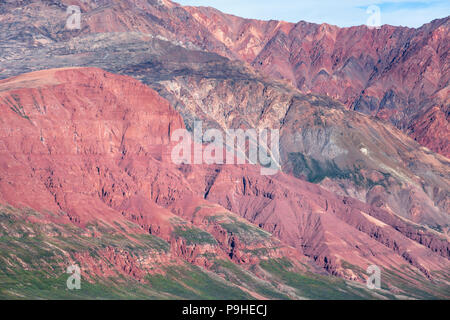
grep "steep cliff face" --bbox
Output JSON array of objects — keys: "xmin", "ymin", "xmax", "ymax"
[
  {"xmin": 0, "ymin": 1, "xmax": 447, "ymax": 231},
  {"xmin": 0, "ymin": 67, "xmax": 183, "ymax": 215}
]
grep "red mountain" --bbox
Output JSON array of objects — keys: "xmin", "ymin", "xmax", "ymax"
[
  {"xmin": 0, "ymin": 0, "xmax": 448, "ymax": 299},
  {"xmin": 1, "ymin": 0, "xmax": 447, "ymax": 155},
  {"xmin": 0, "ymin": 68, "xmax": 448, "ymax": 298},
  {"xmin": 184, "ymin": 6, "xmax": 449, "ymax": 158}
]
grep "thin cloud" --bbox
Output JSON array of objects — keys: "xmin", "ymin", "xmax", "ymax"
[{"xmin": 177, "ymin": 0, "xmax": 450, "ymax": 27}]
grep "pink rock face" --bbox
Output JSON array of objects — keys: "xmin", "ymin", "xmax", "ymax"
[
  {"xmin": 0, "ymin": 67, "xmax": 448, "ymax": 295},
  {"xmin": 1, "ymin": 0, "xmax": 450, "ymax": 297},
  {"xmin": 408, "ymin": 105, "xmax": 450, "ymax": 157}
]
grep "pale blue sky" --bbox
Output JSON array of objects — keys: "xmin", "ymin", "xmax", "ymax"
[{"xmin": 176, "ymin": 0, "xmax": 450, "ymax": 27}]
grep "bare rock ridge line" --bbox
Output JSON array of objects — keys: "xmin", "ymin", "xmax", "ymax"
[{"xmin": 0, "ymin": 1, "xmax": 448, "ymax": 235}]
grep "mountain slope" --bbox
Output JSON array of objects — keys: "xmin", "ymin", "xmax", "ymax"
[
  {"xmin": 5, "ymin": 0, "xmax": 441, "ymax": 155},
  {"xmin": 0, "ymin": 20, "xmax": 448, "ymax": 233},
  {"xmin": 0, "ymin": 68, "xmax": 448, "ymax": 299},
  {"xmin": 0, "ymin": 67, "xmax": 355, "ymax": 300},
  {"xmin": 185, "ymin": 6, "xmax": 450, "ymax": 157}
]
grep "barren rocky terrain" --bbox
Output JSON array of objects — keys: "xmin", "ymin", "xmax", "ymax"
[{"xmin": 0, "ymin": 0, "xmax": 448, "ymax": 299}]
